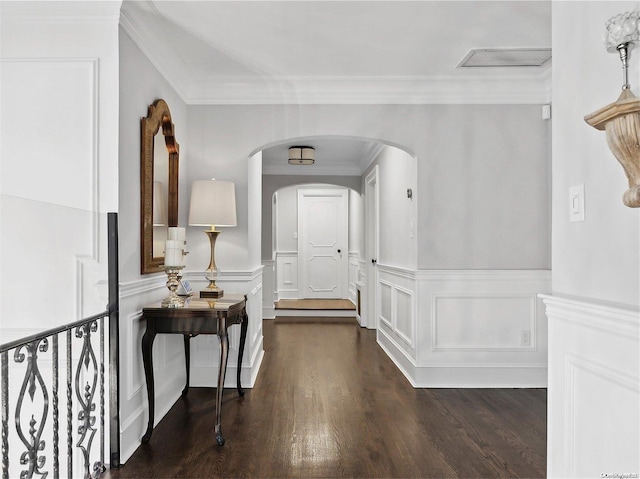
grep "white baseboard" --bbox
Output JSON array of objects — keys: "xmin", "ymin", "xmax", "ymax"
[
  {"xmin": 263, "ymin": 304, "xmax": 275, "ymax": 319},
  {"xmin": 274, "ymin": 309, "xmax": 356, "ymax": 317}
]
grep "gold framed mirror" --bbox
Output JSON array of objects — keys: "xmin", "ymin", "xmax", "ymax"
[{"xmin": 141, "ymin": 99, "xmax": 179, "ymax": 274}]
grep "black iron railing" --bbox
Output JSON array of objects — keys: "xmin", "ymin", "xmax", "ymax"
[{"xmin": 1, "ymin": 213, "xmax": 120, "ymax": 479}]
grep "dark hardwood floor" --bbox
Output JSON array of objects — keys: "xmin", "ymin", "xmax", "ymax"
[{"xmin": 108, "ymin": 317, "xmax": 546, "ymax": 479}]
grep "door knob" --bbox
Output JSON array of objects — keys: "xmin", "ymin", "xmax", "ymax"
[
  {"xmin": 372, "ymin": 259, "xmax": 377, "ymax": 264},
  {"xmin": 337, "ymin": 249, "xmax": 341, "ymax": 253}
]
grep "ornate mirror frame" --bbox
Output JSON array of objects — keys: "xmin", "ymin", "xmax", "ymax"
[{"xmin": 141, "ymin": 99, "xmax": 179, "ymax": 274}]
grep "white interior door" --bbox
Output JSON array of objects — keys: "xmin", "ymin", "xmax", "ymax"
[
  {"xmin": 298, "ymin": 188, "xmax": 348, "ymax": 299},
  {"xmin": 365, "ymin": 166, "xmax": 379, "ymax": 329}
]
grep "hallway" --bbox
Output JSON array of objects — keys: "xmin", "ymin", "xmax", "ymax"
[{"xmin": 108, "ymin": 317, "xmax": 546, "ymax": 478}]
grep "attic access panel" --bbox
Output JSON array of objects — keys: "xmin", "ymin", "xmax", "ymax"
[{"xmin": 457, "ymin": 48, "xmax": 552, "ymax": 68}]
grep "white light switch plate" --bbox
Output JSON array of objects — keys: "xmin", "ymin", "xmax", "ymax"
[{"xmin": 569, "ymin": 184, "xmax": 585, "ymax": 222}]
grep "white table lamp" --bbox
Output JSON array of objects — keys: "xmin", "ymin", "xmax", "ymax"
[{"xmin": 188, "ymin": 179, "xmax": 237, "ymax": 298}]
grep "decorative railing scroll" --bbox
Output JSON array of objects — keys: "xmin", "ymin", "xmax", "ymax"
[{"xmin": 14, "ymin": 338, "xmax": 50, "ymax": 479}]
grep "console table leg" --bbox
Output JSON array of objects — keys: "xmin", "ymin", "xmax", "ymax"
[
  {"xmin": 215, "ymin": 325, "xmax": 229, "ymax": 446},
  {"xmin": 182, "ymin": 334, "xmax": 190, "ymax": 396},
  {"xmin": 141, "ymin": 330, "xmax": 156, "ymax": 443},
  {"xmin": 237, "ymin": 308, "xmax": 248, "ymax": 396}
]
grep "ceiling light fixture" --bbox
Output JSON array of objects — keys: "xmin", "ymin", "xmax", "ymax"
[{"xmin": 288, "ymin": 146, "xmax": 315, "ymax": 165}]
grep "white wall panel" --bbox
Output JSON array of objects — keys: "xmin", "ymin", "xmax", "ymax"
[
  {"xmin": 377, "ymin": 266, "xmax": 417, "ymax": 357},
  {"xmin": 379, "ymin": 280, "xmax": 393, "ymax": 329},
  {"xmin": 186, "ymin": 269, "xmax": 265, "ymax": 389},
  {"xmin": 1, "ymin": 60, "xmax": 96, "ymax": 210},
  {"xmin": 276, "ymin": 252, "xmax": 298, "ymax": 299},
  {"xmin": 395, "ymin": 286, "xmax": 414, "ymax": 347},
  {"xmin": 126, "ymin": 312, "xmax": 145, "ymax": 402},
  {"xmin": 262, "ymin": 260, "xmax": 275, "ymax": 318},
  {"xmin": 348, "ymin": 254, "xmax": 360, "ymax": 305},
  {"xmin": 543, "ymin": 294, "xmax": 639, "ymax": 478},
  {"xmin": 567, "ymin": 355, "xmax": 638, "ymax": 477},
  {"xmin": 377, "ymin": 268, "xmax": 550, "ymax": 387},
  {"xmin": 433, "ymin": 294, "xmax": 536, "ymax": 351}
]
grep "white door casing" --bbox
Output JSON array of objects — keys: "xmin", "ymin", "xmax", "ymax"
[
  {"xmin": 365, "ymin": 166, "xmax": 379, "ymax": 329},
  {"xmin": 298, "ymin": 188, "xmax": 348, "ymax": 299}
]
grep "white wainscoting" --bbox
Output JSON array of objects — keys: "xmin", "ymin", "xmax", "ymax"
[
  {"xmin": 262, "ymin": 260, "xmax": 275, "ymax": 319},
  {"xmin": 118, "ymin": 267, "xmax": 264, "ymax": 463},
  {"xmin": 275, "ymin": 251, "xmax": 298, "ymax": 299},
  {"xmin": 376, "ymin": 267, "xmax": 550, "ymax": 388},
  {"xmin": 376, "ymin": 266, "xmax": 418, "ymax": 360},
  {"xmin": 184, "ymin": 268, "xmax": 265, "ymax": 389},
  {"xmin": 541, "ymin": 294, "xmax": 639, "ymax": 478},
  {"xmin": 118, "ymin": 275, "xmax": 184, "ymax": 462},
  {"xmin": 348, "ymin": 252, "xmax": 361, "ymax": 305}
]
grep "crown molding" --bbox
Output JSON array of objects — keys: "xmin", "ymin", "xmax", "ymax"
[
  {"xmin": 184, "ymin": 73, "xmax": 552, "ymax": 106},
  {"xmin": 119, "ymin": 4, "xmax": 190, "ymax": 101},
  {"xmin": 119, "ymin": 2, "xmax": 552, "ymax": 106}
]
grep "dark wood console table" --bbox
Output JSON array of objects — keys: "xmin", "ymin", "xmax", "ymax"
[{"xmin": 141, "ymin": 294, "xmax": 248, "ymax": 446}]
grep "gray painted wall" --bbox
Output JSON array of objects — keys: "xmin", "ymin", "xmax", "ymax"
[
  {"xmin": 552, "ymin": 1, "xmax": 639, "ymax": 306},
  {"xmin": 187, "ymin": 103, "xmax": 549, "ymax": 271},
  {"xmin": 417, "ymin": 105, "xmax": 550, "ymax": 269},
  {"xmin": 119, "ymin": 28, "xmax": 189, "ymax": 282},
  {"xmin": 363, "ymin": 145, "xmax": 418, "ymax": 269}
]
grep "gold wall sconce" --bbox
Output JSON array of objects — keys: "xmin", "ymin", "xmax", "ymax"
[{"xmin": 585, "ymin": 10, "xmax": 640, "ymax": 208}]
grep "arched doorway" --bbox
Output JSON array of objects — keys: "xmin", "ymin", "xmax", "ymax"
[{"xmin": 251, "ymin": 135, "xmax": 417, "ymax": 330}]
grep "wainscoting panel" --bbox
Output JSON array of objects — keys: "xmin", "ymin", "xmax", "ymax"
[
  {"xmin": 377, "ymin": 266, "xmax": 417, "ymax": 359},
  {"xmin": 542, "ymin": 294, "xmax": 639, "ymax": 478},
  {"xmin": 433, "ymin": 294, "xmax": 536, "ymax": 351},
  {"xmin": 565, "ymin": 355, "xmax": 638, "ymax": 477},
  {"xmin": 126, "ymin": 312, "xmax": 145, "ymax": 402},
  {"xmin": 262, "ymin": 260, "xmax": 275, "ymax": 319},
  {"xmin": 348, "ymin": 253, "xmax": 361, "ymax": 305},
  {"xmin": 379, "ymin": 280, "xmax": 394, "ymax": 329},
  {"xmin": 119, "ymin": 284, "xmax": 185, "ymax": 462},
  {"xmin": 276, "ymin": 252, "xmax": 298, "ymax": 299},
  {"xmin": 395, "ymin": 286, "xmax": 414, "ymax": 347},
  {"xmin": 185, "ymin": 268, "xmax": 265, "ymax": 389},
  {"xmin": 377, "ymin": 269, "xmax": 550, "ymax": 388}
]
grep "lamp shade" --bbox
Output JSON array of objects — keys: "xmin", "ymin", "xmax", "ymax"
[{"xmin": 188, "ymin": 180, "xmax": 237, "ymax": 227}]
